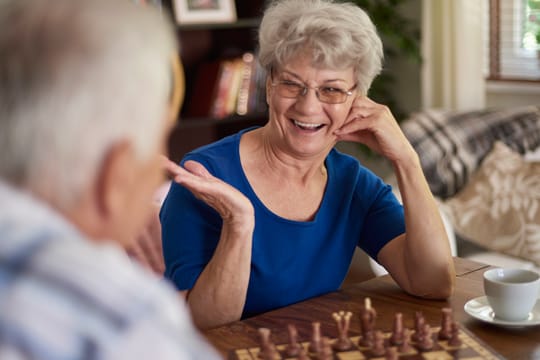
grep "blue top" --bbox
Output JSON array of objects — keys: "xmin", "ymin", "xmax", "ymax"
[{"xmin": 160, "ymin": 127, "xmax": 405, "ymax": 318}]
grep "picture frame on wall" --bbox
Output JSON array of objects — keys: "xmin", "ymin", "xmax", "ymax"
[{"xmin": 173, "ymin": 0, "xmax": 237, "ymax": 25}]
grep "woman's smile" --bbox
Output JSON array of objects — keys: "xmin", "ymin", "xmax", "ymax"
[{"xmin": 291, "ymin": 119, "xmax": 326, "ymax": 132}]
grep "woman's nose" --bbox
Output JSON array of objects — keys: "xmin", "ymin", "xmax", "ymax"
[{"xmin": 294, "ymin": 87, "xmax": 323, "ymax": 114}]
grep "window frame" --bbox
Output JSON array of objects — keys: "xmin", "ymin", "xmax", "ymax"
[{"xmin": 487, "ymin": 0, "xmax": 540, "ymax": 82}]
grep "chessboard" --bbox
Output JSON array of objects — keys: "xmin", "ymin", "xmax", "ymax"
[
  {"xmin": 228, "ymin": 299, "xmax": 503, "ymax": 360},
  {"xmin": 229, "ymin": 325, "xmax": 502, "ymax": 359}
]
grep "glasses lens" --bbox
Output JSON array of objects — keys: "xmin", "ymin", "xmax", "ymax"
[
  {"xmin": 274, "ymin": 80, "xmax": 352, "ymax": 104},
  {"xmin": 278, "ymin": 82, "xmax": 303, "ymax": 98},
  {"xmin": 318, "ymin": 89, "xmax": 346, "ymax": 104}
]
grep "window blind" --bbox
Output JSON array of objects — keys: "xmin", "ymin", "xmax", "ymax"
[{"xmin": 487, "ymin": 0, "xmax": 540, "ymax": 81}]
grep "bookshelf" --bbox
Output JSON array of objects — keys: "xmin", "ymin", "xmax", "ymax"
[{"xmin": 163, "ymin": 0, "xmax": 268, "ymax": 162}]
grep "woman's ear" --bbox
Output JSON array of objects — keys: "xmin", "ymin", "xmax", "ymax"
[{"xmin": 265, "ymin": 75, "xmax": 273, "ymax": 105}]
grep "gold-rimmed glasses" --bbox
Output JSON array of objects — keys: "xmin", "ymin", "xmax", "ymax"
[{"xmin": 271, "ymin": 78, "xmax": 357, "ymax": 104}]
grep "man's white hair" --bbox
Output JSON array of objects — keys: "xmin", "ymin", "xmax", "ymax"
[{"xmin": 0, "ymin": 0, "xmax": 177, "ymax": 208}]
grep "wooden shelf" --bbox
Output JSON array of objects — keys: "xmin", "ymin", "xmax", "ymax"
[
  {"xmin": 163, "ymin": 0, "xmax": 266, "ymax": 161},
  {"xmin": 177, "ymin": 18, "xmax": 260, "ymax": 31},
  {"xmin": 168, "ymin": 112, "xmax": 267, "ymax": 163}
]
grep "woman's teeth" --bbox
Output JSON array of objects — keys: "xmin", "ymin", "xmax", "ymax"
[{"xmin": 293, "ymin": 120, "xmax": 323, "ymax": 130}]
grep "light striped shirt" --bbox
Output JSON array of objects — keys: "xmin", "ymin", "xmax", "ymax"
[{"xmin": 0, "ymin": 181, "xmax": 221, "ymax": 359}]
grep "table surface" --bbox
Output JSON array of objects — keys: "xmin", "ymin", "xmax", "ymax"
[{"xmin": 203, "ymin": 257, "xmax": 540, "ymax": 359}]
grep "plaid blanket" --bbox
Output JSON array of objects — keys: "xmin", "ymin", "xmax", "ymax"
[{"xmin": 402, "ymin": 105, "xmax": 540, "ymax": 199}]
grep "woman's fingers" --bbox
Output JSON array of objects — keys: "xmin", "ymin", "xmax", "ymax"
[{"xmin": 161, "ymin": 157, "xmax": 254, "ymax": 221}]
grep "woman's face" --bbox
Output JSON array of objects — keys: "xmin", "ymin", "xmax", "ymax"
[{"xmin": 266, "ymin": 55, "xmax": 357, "ymax": 158}]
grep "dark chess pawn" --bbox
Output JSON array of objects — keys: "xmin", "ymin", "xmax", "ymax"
[
  {"xmin": 370, "ymin": 330, "xmax": 386, "ymax": 357},
  {"xmin": 285, "ymin": 324, "xmax": 302, "ymax": 357},
  {"xmin": 398, "ymin": 328, "xmax": 414, "ymax": 354},
  {"xmin": 359, "ymin": 329, "xmax": 374, "ymax": 348},
  {"xmin": 257, "ymin": 328, "xmax": 280, "ymax": 360},
  {"xmin": 385, "ymin": 346, "xmax": 398, "ymax": 360},
  {"xmin": 448, "ymin": 322, "xmax": 462, "ymax": 347},
  {"xmin": 411, "ymin": 311, "xmax": 425, "ymax": 343},
  {"xmin": 308, "ymin": 321, "xmax": 322, "ymax": 354},
  {"xmin": 296, "ymin": 346, "xmax": 310, "ymax": 360},
  {"xmin": 359, "ymin": 297, "xmax": 377, "ymax": 347},
  {"xmin": 390, "ymin": 312, "xmax": 404, "ymax": 345},
  {"xmin": 416, "ymin": 323, "xmax": 434, "ymax": 351},
  {"xmin": 332, "ymin": 311, "xmax": 353, "ymax": 351},
  {"xmin": 317, "ymin": 336, "xmax": 333, "ymax": 360},
  {"xmin": 438, "ymin": 307, "xmax": 453, "ymax": 340}
]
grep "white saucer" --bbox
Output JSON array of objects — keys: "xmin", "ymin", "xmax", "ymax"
[{"xmin": 464, "ymin": 296, "xmax": 540, "ymax": 327}]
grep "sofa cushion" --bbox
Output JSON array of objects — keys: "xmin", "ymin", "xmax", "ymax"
[
  {"xmin": 402, "ymin": 106, "xmax": 540, "ymax": 198},
  {"xmin": 441, "ymin": 141, "xmax": 540, "ymax": 266}
]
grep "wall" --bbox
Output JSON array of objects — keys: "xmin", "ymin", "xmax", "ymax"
[
  {"xmin": 486, "ymin": 81, "xmax": 540, "ymax": 108},
  {"xmin": 338, "ymin": 0, "xmax": 422, "ymax": 179}
]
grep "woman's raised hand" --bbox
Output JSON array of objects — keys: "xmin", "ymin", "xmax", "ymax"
[
  {"xmin": 334, "ymin": 96, "xmax": 416, "ymax": 164},
  {"xmin": 163, "ymin": 157, "xmax": 254, "ymax": 227}
]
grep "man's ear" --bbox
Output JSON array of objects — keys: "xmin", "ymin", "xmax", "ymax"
[{"xmin": 94, "ymin": 140, "xmax": 134, "ymax": 220}]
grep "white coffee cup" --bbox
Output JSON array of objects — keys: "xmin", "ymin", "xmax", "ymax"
[{"xmin": 483, "ymin": 268, "xmax": 540, "ymax": 322}]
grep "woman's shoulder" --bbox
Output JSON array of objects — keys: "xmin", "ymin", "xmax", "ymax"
[{"xmin": 181, "ymin": 127, "xmax": 259, "ymax": 178}]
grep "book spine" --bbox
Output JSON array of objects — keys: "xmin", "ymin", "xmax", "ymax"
[
  {"xmin": 236, "ymin": 52, "xmax": 255, "ymax": 116},
  {"xmin": 211, "ymin": 60, "xmax": 235, "ymax": 119}
]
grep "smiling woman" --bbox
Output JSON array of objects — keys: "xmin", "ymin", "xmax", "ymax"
[{"xmin": 160, "ymin": 0, "xmax": 455, "ymax": 330}]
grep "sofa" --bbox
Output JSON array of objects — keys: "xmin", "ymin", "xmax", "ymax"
[
  {"xmin": 344, "ymin": 105, "xmax": 540, "ymax": 285},
  {"xmin": 401, "ymin": 105, "xmax": 540, "ymax": 273}
]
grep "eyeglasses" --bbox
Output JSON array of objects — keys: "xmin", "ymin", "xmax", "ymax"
[{"xmin": 271, "ymin": 79, "xmax": 357, "ymax": 104}]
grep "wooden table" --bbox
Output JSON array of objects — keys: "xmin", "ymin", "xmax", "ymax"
[{"xmin": 204, "ymin": 257, "xmax": 540, "ymax": 359}]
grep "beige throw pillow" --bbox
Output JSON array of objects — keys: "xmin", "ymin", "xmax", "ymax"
[{"xmin": 441, "ymin": 141, "xmax": 540, "ymax": 266}]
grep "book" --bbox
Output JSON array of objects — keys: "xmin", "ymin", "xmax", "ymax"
[
  {"xmin": 248, "ymin": 59, "xmax": 267, "ymax": 114},
  {"xmin": 236, "ymin": 52, "xmax": 255, "ymax": 116},
  {"xmin": 211, "ymin": 59, "xmax": 236, "ymax": 119},
  {"xmin": 223, "ymin": 57, "xmax": 245, "ymax": 117}
]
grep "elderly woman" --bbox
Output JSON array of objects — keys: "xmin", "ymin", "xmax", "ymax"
[{"xmin": 161, "ymin": 0, "xmax": 455, "ymax": 329}]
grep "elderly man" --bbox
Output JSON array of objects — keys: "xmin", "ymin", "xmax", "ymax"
[{"xmin": 0, "ymin": 0, "xmax": 245, "ymax": 358}]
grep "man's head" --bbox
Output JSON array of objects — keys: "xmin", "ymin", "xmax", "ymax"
[{"xmin": 0, "ymin": 0, "xmax": 181, "ymax": 245}]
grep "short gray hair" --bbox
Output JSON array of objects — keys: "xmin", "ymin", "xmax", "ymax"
[
  {"xmin": 258, "ymin": 0, "xmax": 383, "ymax": 95},
  {"xmin": 0, "ymin": 0, "xmax": 177, "ymax": 207}
]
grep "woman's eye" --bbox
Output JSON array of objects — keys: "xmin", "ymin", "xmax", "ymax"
[
  {"xmin": 283, "ymin": 80, "xmax": 302, "ymax": 89},
  {"xmin": 321, "ymin": 87, "xmax": 343, "ymax": 94}
]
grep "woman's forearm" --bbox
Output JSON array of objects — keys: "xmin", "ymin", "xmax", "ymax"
[
  {"xmin": 187, "ymin": 219, "xmax": 253, "ymax": 330},
  {"xmin": 391, "ymin": 154, "xmax": 455, "ymax": 298}
]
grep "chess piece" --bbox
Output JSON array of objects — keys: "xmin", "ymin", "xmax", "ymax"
[
  {"xmin": 257, "ymin": 328, "xmax": 280, "ymax": 360},
  {"xmin": 296, "ymin": 346, "xmax": 310, "ymax": 360},
  {"xmin": 438, "ymin": 307, "xmax": 453, "ymax": 340},
  {"xmin": 308, "ymin": 321, "xmax": 322, "ymax": 354},
  {"xmin": 448, "ymin": 322, "xmax": 462, "ymax": 347},
  {"xmin": 390, "ymin": 312, "xmax": 404, "ymax": 345},
  {"xmin": 416, "ymin": 323, "xmax": 434, "ymax": 351},
  {"xmin": 370, "ymin": 330, "xmax": 386, "ymax": 357},
  {"xmin": 411, "ymin": 311, "xmax": 425, "ymax": 342},
  {"xmin": 397, "ymin": 328, "xmax": 413, "ymax": 354},
  {"xmin": 317, "ymin": 336, "xmax": 333, "ymax": 360},
  {"xmin": 332, "ymin": 311, "xmax": 353, "ymax": 351},
  {"xmin": 385, "ymin": 346, "xmax": 398, "ymax": 360},
  {"xmin": 359, "ymin": 327, "xmax": 374, "ymax": 348},
  {"xmin": 285, "ymin": 324, "xmax": 302, "ymax": 357},
  {"xmin": 359, "ymin": 297, "xmax": 377, "ymax": 347}
]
